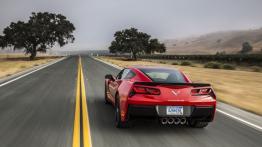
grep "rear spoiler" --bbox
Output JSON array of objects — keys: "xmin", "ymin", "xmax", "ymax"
[{"xmin": 134, "ymin": 82, "xmax": 211, "ymax": 87}]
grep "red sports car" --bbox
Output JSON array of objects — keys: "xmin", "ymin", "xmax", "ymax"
[{"xmin": 105, "ymin": 66, "xmax": 216, "ymax": 128}]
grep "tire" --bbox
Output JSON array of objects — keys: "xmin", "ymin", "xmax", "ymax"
[
  {"xmin": 104, "ymin": 84, "xmax": 110, "ymax": 104},
  {"xmin": 189, "ymin": 120, "xmax": 208, "ymax": 128},
  {"xmin": 115, "ymin": 94, "xmax": 129, "ymax": 128}
]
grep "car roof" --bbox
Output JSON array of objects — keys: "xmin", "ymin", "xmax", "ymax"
[
  {"xmin": 127, "ymin": 66, "xmax": 179, "ymax": 71},
  {"xmin": 123, "ymin": 66, "xmax": 190, "ymax": 82}
]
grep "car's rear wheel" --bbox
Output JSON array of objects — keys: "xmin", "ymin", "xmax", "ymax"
[
  {"xmin": 104, "ymin": 84, "xmax": 110, "ymax": 104},
  {"xmin": 188, "ymin": 120, "xmax": 208, "ymax": 128},
  {"xmin": 115, "ymin": 94, "xmax": 129, "ymax": 128}
]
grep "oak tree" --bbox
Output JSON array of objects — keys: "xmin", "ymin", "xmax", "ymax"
[
  {"xmin": 109, "ymin": 28, "xmax": 166, "ymax": 60},
  {"xmin": 0, "ymin": 12, "xmax": 75, "ymax": 60}
]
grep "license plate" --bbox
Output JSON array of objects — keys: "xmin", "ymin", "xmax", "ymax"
[{"xmin": 166, "ymin": 106, "xmax": 183, "ymax": 115}]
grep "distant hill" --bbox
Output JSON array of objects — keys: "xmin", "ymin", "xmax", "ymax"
[{"xmin": 164, "ymin": 28, "xmax": 262, "ymax": 54}]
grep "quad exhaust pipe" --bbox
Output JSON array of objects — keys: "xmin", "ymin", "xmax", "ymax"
[
  {"xmin": 174, "ymin": 118, "xmax": 180, "ymax": 125},
  {"xmin": 160, "ymin": 117, "xmax": 168, "ymax": 125},
  {"xmin": 167, "ymin": 118, "xmax": 175, "ymax": 124},
  {"xmin": 160, "ymin": 117, "xmax": 187, "ymax": 125},
  {"xmin": 180, "ymin": 117, "xmax": 187, "ymax": 125}
]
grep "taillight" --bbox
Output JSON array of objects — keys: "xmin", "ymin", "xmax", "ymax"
[
  {"xmin": 133, "ymin": 86, "xmax": 147, "ymax": 93},
  {"xmin": 132, "ymin": 86, "xmax": 161, "ymax": 95},
  {"xmin": 146, "ymin": 88, "xmax": 161, "ymax": 95},
  {"xmin": 191, "ymin": 88, "xmax": 211, "ymax": 96}
]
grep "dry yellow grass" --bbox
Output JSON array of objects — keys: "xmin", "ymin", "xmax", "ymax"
[
  {"xmin": 0, "ymin": 54, "xmax": 60, "ymax": 78},
  {"xmin": 99, "ymin": 56, "xmax": 262, "ymax": 115}
]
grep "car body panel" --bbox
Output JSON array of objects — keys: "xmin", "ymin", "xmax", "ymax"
[{"xmin": 105, "ymin": 66, "xmax": 216, "ymax": 122}]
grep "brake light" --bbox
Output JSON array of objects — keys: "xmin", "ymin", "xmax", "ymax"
[
  {"xmin": 146, "ymin": 88, "xmax": 161, "ymax": 95},
  {"xmin": 133, "ymin": 86, "xmax": 161, "ymax": 95},
  {"xmin": 133, "ymin": 86, "xmax": 147, "ymax": 93},
  {"xmin": 191, "ymin": 88, "xmax": 211, "ymax": 96}
]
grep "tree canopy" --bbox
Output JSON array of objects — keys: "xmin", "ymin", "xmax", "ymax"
[
  {"xmin": 240, "ymin": 42, "xmax": 253, "ymax": 54},
  {"xmin": 109, "ymin": 28, "xmax": 166, "ymax": 60},
  {"xmin": 147, "ymin": 38, "xmax": 166, "ymax": 54},
  {"xmin": 0, "ymin": 12, "xmax": 75, "ymax": 60}
]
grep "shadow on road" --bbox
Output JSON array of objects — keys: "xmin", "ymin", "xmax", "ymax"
[{"xmin": 88, "ymin": 97, "xmax": 208, "ymax": 134}]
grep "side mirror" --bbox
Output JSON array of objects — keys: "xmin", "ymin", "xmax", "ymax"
[{"xmin": 105, "ymin": 74, "xmax": 115, "ymax": 81}]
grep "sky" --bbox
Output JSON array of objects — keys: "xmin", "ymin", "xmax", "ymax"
[{"xmin": 1, "ymin": 0, "xmax": 262, "ymax": 51}]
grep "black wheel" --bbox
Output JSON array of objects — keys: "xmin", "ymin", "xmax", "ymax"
[
  {"xmin": 115, "ymin": 94, "xmax": 129, "ymax": 128},
  {"xmin": 104, "ymin": 84, "xmax": 110, "ymax": 104},
  {"xmin": 189, "ymin": 120, "xmax": 208, "ymax": 128}
]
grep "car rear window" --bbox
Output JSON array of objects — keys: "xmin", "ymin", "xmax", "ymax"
[
  {"xmin": 124, "ymin": 70, "xmax": 136, "ymax": 79},
  {"xmin": 139, "ymin": 68, "xmax": 186, "ymax": 83}
]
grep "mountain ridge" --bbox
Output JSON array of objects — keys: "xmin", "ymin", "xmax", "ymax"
[{"xmin": 164, "ymin": 28, "xmax": 262, "ymax": 54}]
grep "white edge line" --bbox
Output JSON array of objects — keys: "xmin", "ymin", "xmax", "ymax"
[
  {"xmin": 93, "ymin": 57, "xmax": 122, "ymax": 70},
  {"xmin": 92, "ymin": 56, "xmax": 262, "ymax": 132},
  {"xmin": 217, "ymin": 109, "xmax": 262, "ymax": 131},
  {"xmin": 0, "ymin": 57, "xmax": 67, "ymax": 87}
]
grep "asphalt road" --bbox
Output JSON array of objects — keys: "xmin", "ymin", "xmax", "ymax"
[
  {"xmin": 82, "ymin": 56, "xmax": 262, "ymax": 147},
  {"xmin": 0, "ymin": 56, "xmax": 262, "ymax": 147},
  {"xmin": 0, "ymin": 57, "xmax": 77, "ymax": 147}
]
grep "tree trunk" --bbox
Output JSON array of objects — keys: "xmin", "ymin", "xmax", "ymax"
[
  {"xmin": 132, "ymin": 52, "xmax": 137, "ymax": 60},
  {"xmin": 130, "ymin": 51, "xmax": 133, "ymax": 59},
  {"xmin": 30, "ymin": 48, "xmax": 37, "ymax": 60}
]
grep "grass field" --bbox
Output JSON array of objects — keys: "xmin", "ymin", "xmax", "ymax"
[
  {"xmin": 98, "ymin": 56, "xmax": 262, "ymax": 116},
  {"xmin": 142, "ymin": 59, "xmax": 262, "ymax": 72},
  {"xmin": 0, "ymin": 54, "xmax": 60, "ymax": 79}
]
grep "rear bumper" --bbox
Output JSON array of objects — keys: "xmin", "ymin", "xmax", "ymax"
[{"xmin": 128, "ymin": 105, "xmax": 215, "ymax": 122}]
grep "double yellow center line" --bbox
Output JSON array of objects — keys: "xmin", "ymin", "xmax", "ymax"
[{"xmin": 72, "ymin": 57, "xmax": 92, "ymax": 147}]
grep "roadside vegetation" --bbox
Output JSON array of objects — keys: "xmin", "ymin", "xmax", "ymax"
[
  {"xmin": 0, "ymin": 54, "xmax": 60, "ymax": 78},
  {"xmin": 98, "ymin": 56, "xmax": 262, "ymax": 116},
  {"xmin": 180, "ymin": 61, "xmax": 192, "ymax": 66},
  {"xmin": 251, "ymin": 66, "xmax": 261, "ymax": 72},
  {"xmin": 204, "ymin": 62, "xmax": 222, "ymax": 69},
  {"xmin": 203, "ymin": 62, "xmax": 236, "ymax": 70}
]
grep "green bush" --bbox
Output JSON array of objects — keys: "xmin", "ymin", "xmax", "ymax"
[
  {"xmin": 172, "ymin": 62, "xmax": 179, "ymax": 65},
  {"xmin": 121, "ymin": 57, "xmax": 138, "ymax": 61},
  {"xmin": 251, "ymin": 66, "xmax": 261, "ymax": 72},
  {"xmin": 204, "ymin": 62, "xmax": 222, "ymax": 69},
  {"xmin": 180, "ymin": 61, "xmax": 192, "ymax": 66},
  {"xmin": 223, "ymin": 64, "xmax": 235, "ymax": 70},
  {"xmin": 159, "ymin": 61, "xmax": 166, "ymax": 64},
  {"xmin": 20, "ymin": 65, "xmax": 27, "ymax": 68}
]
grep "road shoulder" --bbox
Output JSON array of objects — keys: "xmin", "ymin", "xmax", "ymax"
[{"xmin": 0, "ymin": 57, "xmax": 66, "ymax": 86}]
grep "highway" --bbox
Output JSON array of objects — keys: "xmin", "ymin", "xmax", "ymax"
[
  {"xmin": 0, "ymin": 56, "xmax": 262, "ymax": 147},
  {"xmin": 0, "ymin": 57, "xmax": 77, "ymax": 147}
]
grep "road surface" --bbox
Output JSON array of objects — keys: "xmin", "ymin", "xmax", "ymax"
[{"xmin": 0, "ymin": 56, "xmax": 261, "ymax": 147}]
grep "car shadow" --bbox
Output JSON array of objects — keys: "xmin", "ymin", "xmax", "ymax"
[{"xmin": 87, "ymin": 97, "xmax": 209, "ymax": 135}]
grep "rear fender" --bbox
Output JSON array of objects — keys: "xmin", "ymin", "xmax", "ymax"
[
  {"xmin": 117, "ymin": 80, "xmax": 134, "ymax": 121},
  {"xmin": 105, "ymin": 79, "xmax": 115, "ymax": 104}
]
